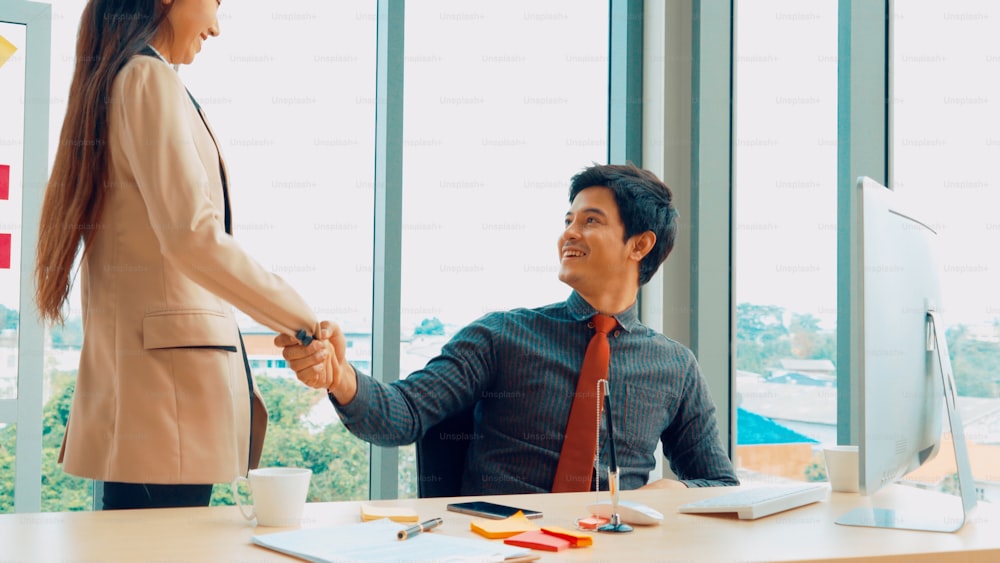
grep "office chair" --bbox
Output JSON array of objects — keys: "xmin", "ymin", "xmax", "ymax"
[{"xmin": 416, "ymin": 407, "xmax": 476, "ymax": 498}]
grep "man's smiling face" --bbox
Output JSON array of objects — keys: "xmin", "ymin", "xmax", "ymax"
[{"xmin": 557, "ymin": 186, "xmax": 635, "ymax": 296}]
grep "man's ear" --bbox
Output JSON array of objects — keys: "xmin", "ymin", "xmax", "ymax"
[{"xmin": 629, "ymin": 231, "xmax": 657, "ymax": 261}]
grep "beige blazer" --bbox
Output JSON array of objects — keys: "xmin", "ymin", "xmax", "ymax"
[{"xmin": 58, "ymin": 54, "xmax": 320, "ymax": 484}]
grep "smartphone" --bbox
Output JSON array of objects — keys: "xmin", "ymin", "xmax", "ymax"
[{"xmin": 446, "ymin": 500, "xmax": 543, "ymax": 520}]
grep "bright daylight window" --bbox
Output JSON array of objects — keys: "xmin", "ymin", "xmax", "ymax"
[
  {"xmin": 18, "ymin": 0, "xmax": 612, "ymax": 511},
  {"xmin": 397, "ymin": 0, "xmax": 609, "ymax": 497},
  {"xmin": 732, "ymin": 0, "xmax": 838, "ymax": 484},
  {"xmin": 28, "ymin": 1, "xmax": 376, "ymax": 511},
  {"xmin": 891, "ymin": 0, "xmax": 1000, "ymax": 502}
]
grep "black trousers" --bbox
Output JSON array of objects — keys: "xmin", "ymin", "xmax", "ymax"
[{"xmin": 101, "ymin": 481, "xmax": 213, "ymax": 510}]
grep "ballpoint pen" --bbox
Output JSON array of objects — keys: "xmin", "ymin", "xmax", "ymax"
[
  {"xmin": 296, "ymin": 329, "xmax": 314, "ymax": 346},
  {"xmin": 396, "ymin": 517, "xmax": 444, "ymax": 540}
]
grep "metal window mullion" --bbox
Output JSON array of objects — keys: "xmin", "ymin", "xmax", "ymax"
[
  {"xmin": 609, "ymin": 0, "xmax": 644, "ymax": 168},
  {"xmin": 691, "ymin": 0, "xmax": 735, "ymax": 456},
  {"xmin": 370, "ymin": 0, "xmax": 404, "ymax": 501}
]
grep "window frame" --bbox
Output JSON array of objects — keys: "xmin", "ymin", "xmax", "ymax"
[
  {"xmin": 13, "ymin": 0, "xmax": 901, "ymax": 509},
  {"xmin": 2, "ymin": 0, "xmax": 51, "ymax": 514}
]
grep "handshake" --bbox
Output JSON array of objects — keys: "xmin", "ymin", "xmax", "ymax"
[{"xmin": 274, "ymin": 321, "xmax": 357, "ymax": 403}]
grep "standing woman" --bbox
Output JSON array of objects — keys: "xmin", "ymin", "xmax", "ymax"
[{"xmin": 34, "ymin": 0, "xmax": 324, "ymax": 509}]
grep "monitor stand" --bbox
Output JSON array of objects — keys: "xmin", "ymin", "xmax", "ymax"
[{"xmin": 836, "ymin": 310, "xmax": 979, "ymax": 533}]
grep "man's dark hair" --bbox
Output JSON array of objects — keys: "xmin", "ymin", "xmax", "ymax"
[{"xmin": 569, "ymin": 163, "xmax": 678, "ymax": 286}]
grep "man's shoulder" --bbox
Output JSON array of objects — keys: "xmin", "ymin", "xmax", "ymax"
[
  {"xmin": 634, "ymin": 327, "xmax": 698, "ymax": 362},
  {"xmin": 475, "ymin": 299, "xmax": 572, "ymax": 323}
]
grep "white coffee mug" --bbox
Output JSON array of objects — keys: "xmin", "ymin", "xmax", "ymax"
[
  {"xmin": 232, "ymin": 467, "xmax": 312, "ymax": 526},
  {"xmin": 823, "ymin": 445, "xmax": 859, "ymax": 493}
]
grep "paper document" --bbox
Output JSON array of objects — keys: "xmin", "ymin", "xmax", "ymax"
[{"xmin": 252, "ymin": 518, "xmax": 531, "ymax": 562}]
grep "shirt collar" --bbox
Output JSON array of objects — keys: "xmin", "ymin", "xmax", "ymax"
[{"xmin": 565, "ymin": 290, "xmax": 640, "ymax": 333}]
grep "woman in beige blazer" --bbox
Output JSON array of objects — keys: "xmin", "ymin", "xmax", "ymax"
[{"xmin": 34, "ymin": 0, "xmax": 324, "ymax": 509}]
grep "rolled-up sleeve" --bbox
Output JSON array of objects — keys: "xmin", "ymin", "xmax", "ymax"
[{"xmin": 331, "ymin": 315, "xmax": 501, "ymax": 446}]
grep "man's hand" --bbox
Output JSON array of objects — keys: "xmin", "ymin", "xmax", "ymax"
[{"xmin": 274, "ymin": 320, "xmax": 358, "ymax": 404}]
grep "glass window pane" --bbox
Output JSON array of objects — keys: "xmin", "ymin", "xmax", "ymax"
[
  {"xmin": 0, "ymin": 21, "xmax": 26, "ymax": 402},
  {"xmin": 182, "ymin": 2, "xmax": 377, "ymax": 503},
  {"xmin": 399, "ymin": 0, "xmax": 609, "ymax": 497},
  {"xmin": 35, "ymin": 1, "xmax": 377, "ymax": 511},
  {"xmin": 892, "ymin": 0, "xmax": 1000, "ymax": 500},
  {"xmin": 733, "ymin": 0, "xmax": 838, "ymax": 484},
  {"xmin": 37, "ymin": 0, "xmax": 98, "ymax": 513},
  {"xmin": 0, "ymin": 20, "xmax": 26, "ymax": 514}
]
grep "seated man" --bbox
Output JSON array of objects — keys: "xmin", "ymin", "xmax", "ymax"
[{"xmin": 279, "ymin": 163, "xmax": 738, "ymax": 495}]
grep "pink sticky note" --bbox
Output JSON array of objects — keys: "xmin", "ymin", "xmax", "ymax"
[
  {"xmin": 0, "ymin": 164, "xmax": 9, "ymax": 200},
  {"xmin": 0, "ymin": 233, "xmax": 10, "ymax": 269}
]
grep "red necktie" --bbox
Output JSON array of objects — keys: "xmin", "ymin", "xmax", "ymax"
[{"xmin": 551, "ymin": 314, "xmax": 617, "ymax": 493}]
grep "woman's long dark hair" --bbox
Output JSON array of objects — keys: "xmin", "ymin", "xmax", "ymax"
[{"xmin": 35, "ymin": 0, "xmax": 171, "ymax": 323}]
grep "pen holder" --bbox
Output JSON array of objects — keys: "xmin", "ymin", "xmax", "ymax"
[{"xmin": 597, "ymin": 468, "xmax": 633, "ymax": 533}]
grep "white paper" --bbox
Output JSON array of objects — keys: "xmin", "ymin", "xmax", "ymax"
[{"xmin": 252, "ymin": 518, "xmax": 530, "ymax": 563}]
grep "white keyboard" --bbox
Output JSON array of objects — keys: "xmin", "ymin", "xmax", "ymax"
[{"xmin": 678, "ymin": 483, "xmax": 829, "ymax": 520}]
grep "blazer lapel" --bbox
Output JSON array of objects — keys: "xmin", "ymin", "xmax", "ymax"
[
  {"xmin": 137, "ymin": 46, "xmax": 233, "ymax": 235},
  {"xmin": 190, "ymin": 103, "xmax": 233, "ymax": 235}
]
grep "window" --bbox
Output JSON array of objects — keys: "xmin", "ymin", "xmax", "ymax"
[
  {"xmin": 0, "ymin": 18, "xmax": 27, "ymax": 514},
  {"xmin": 891, "ymin": 0, "xmax": 1000, "ymax": 501},
  {"xmin": 28, "ymin": 1, "xmax": 378, "ymax": 510},
  {"xmin": 732, "ymin": 0, "xmax": 838, "ymax": 484},
  {"xmin": 0, "ymin": 20, "xmax": 26, "ymax": 401},
  {"xmin": 397, "ymin": 0, "xmax": 609, "ymax": 497},
  {"xmin": 175, "ymin": 1, "xmax": 379, "ymax": 504},
  {"xmin": 13, "ymin": 0, "xmax": 617, "ymax": 512}
]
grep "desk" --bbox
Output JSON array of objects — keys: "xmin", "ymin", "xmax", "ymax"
[{"xmin": 1, "ymin": 484, "xmax": 997, "ymax": 562}]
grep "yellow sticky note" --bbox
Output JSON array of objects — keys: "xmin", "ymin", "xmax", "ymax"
[
  {"xmin": 359, "ymin": 503, "xmax": 419, "ymax": 523},
  {"xmin": 0, "ymin": 35, "xmax": 16, "ymax": 70},
  {"xmin": 469, "ymin": 510, "xmax": 540, "ymax": 539}
]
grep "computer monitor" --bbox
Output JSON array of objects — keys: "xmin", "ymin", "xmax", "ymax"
[{"xmin": 836, "ymin": 176, "xmax": 977, "ymax": 532}]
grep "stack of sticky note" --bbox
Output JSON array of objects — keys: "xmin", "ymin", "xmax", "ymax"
[
  {"xmin": 359, "ymin": 504, "xmax": 419, "ymax": 523},
  {"xmin": 469, "ymin": 510, "xmax": 540, "ymax": 539},
  {"xmin": 503, "ymin": 526, "xmax": 594, "ymax": 552}
]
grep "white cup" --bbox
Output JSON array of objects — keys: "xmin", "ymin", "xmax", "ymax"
[
  {"xmin": 823, "ymin": 445, "xmax": 859, "ymax": 493},
  {"xmin": 232, "ymin": 467, "xmax": 312, "ymax": 526}
]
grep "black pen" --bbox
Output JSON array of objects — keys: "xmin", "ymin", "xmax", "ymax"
[
  {"xmin": 604, "ymin": 393, "xmax": 618, "ymax": 474},
  {"xmin": 396, "ymin": 517, "xmax": 444, "ymax": 540}
]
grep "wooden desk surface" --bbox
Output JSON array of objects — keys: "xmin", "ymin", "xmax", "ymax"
[{"xmin": 1, "ymin": 484, "xmax": 997, "ymax": 562}]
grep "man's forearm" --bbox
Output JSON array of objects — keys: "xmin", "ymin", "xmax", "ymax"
[{"xmin": 638, "ymin": 478, "xmax": 689, "ymax": 490}]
